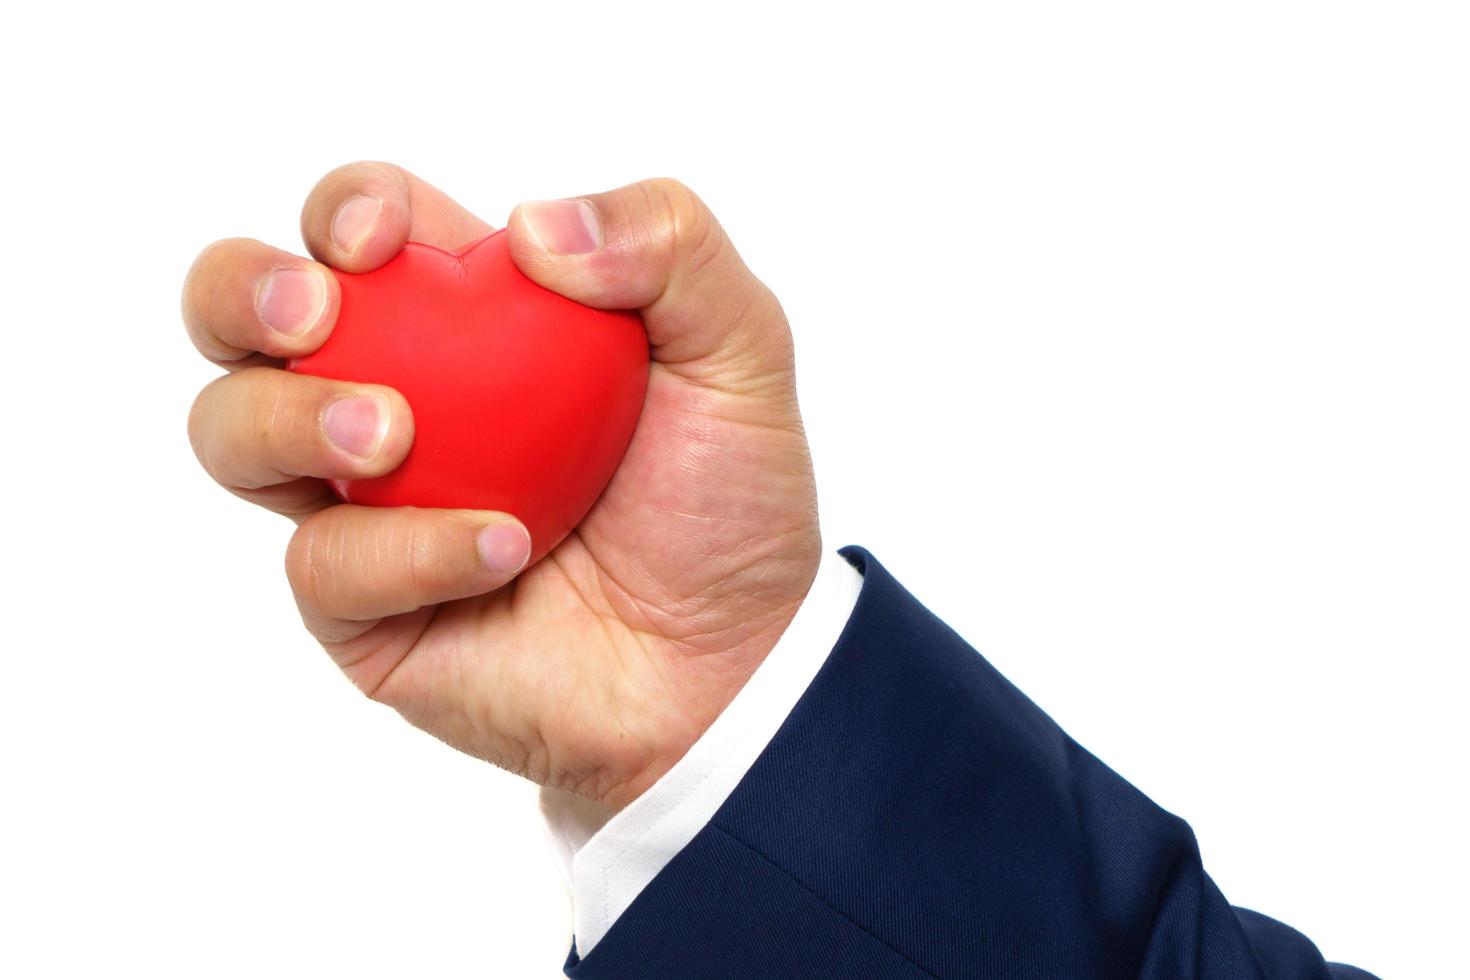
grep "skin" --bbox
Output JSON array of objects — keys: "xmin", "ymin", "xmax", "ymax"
[{"xmin": 183, "ymin": 163, "xmax": 821, "ymax": 810}]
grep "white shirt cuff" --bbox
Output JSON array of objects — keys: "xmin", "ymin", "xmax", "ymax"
[{"xmin": 537, "ymin": 547, "xmax": 865, "ymax": 955}]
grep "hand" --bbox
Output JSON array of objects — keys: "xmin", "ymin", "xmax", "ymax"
[{"xmin": 183, "ymin": 164, "xmax": 821, "ymax": 809}]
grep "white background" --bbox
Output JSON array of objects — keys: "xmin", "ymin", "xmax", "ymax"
[{"xmin": 2, "ymin": 2, "xmax": 1464, "ymax": 977}]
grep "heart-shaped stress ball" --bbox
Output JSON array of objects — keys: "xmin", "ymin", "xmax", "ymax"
[{"xmin": 289, "ymin": 231, "xmax": 649, "ymax": 565}]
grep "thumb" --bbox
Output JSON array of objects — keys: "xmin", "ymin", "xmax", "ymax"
[{"xmin": 505, "ymin": 178, "xmax": 794, "ymax": 397}]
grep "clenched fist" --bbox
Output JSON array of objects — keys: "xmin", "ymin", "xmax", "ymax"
[{"xmin": 183, "ymin": 164, "xmax": 820, "ymax": 809}]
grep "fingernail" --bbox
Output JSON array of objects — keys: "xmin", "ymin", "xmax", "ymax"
[
  {"xmin": 323, "ymin": 396, "xmax": 387, "ymax": 459},
  {"xmin": 255, "ymin": 267, "xmax": 328, "ymax": 338},
  {"xmin": 331, "ymin": 195, "xmax": 383, "ymax": 254},
  {"xmin": 476, "ymin": 522, "xmax": 531, "ymax": 575},
  {"xmin": 520, "ymin": 199, "xmax": 601, "ymax": 254}
]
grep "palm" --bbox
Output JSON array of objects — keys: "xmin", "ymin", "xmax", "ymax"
[{"xmin": 333, "ymin": 361, "xmax": 819, "ymax": 805}]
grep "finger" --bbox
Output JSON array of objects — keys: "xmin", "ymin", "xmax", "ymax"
[
  {"xmin": 300, "ymin": 161, "xmax": 495, "ymax": 272},
  {"xmin": 504, "ymin": 178, "xmax": 795, "ymax": 397},
  {"xmin": 182, "ymin": 238, "xmax": 339, "ymax": 366},
  {"xmin": 188, "ymin": 367, "xmax": 413, "ymax": 516},
  {"xmin": 284, "ymin": 506, "xmax": 531, "ymax": 643}
]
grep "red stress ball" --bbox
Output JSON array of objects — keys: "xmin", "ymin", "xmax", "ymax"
[{"xmin": 289, "ymin": 230, "xmax": 649, "ymax": 566}]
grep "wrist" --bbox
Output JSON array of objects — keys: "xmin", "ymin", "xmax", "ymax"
[
  {"xmin": 537, "ymin": 542, "xmax": 865, "ymax": 956},
  {"xmin": 596, "ymin": 530, "xmax": 823, "ymax": 810}
]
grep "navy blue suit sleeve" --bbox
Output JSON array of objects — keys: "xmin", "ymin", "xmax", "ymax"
[{"xmin": 564, "ymin": 547, "xmax": 1378, "ymax": 979}]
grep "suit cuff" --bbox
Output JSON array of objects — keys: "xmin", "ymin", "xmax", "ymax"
[{"xmin": 537, "ymin": 546, "xmax": 865, "ymax": 955}]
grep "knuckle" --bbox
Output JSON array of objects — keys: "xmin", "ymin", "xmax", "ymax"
[
  {"xmin": 195, "ymin": 236, "xmax": 252, "ymax": 263},
  {"xmin": 643, "ymin": 176, "xmax": 699, "ymax": 214},
  {"xmin": 638, "ymin": 177, "xmax": 727, "ymax": 282},
  {"xmin": 186, "ymin": 238, "xmax": 250, "ymax": 305},
  {"xmin": 198, "ymin": 368, "xmax": 302, "ymax": 491},
  {"xmin": 182, "ymin": 238, "xmax": 249, "ymax": 354},
  {"xmin": 185, "ymin": 237, "xmax": 237, "ymax": 287},
  {"xmin": 186, "ymin": 376, "xmax": 228, "ymax": 477},
  {"xmin": 402, "ymin": 516, "xmax": 431, "ymax": 599},
  {"xmin": 243, "ymin": 370, "xmax": 298, "ymax": 472},
  {"xmin": 284, "ymin": 516, "xmax": 331, "ymax": 611},
  {"xmin": 402, "ymin": 514, "xmax": 456, "ymax": 600},
  {"xmin": 320, "ymin": 159, "xmax": 397, "ymax": 184},
  {"xmin": 643, "ymin": 178, "xmax": 710, "ymax": 243}
]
